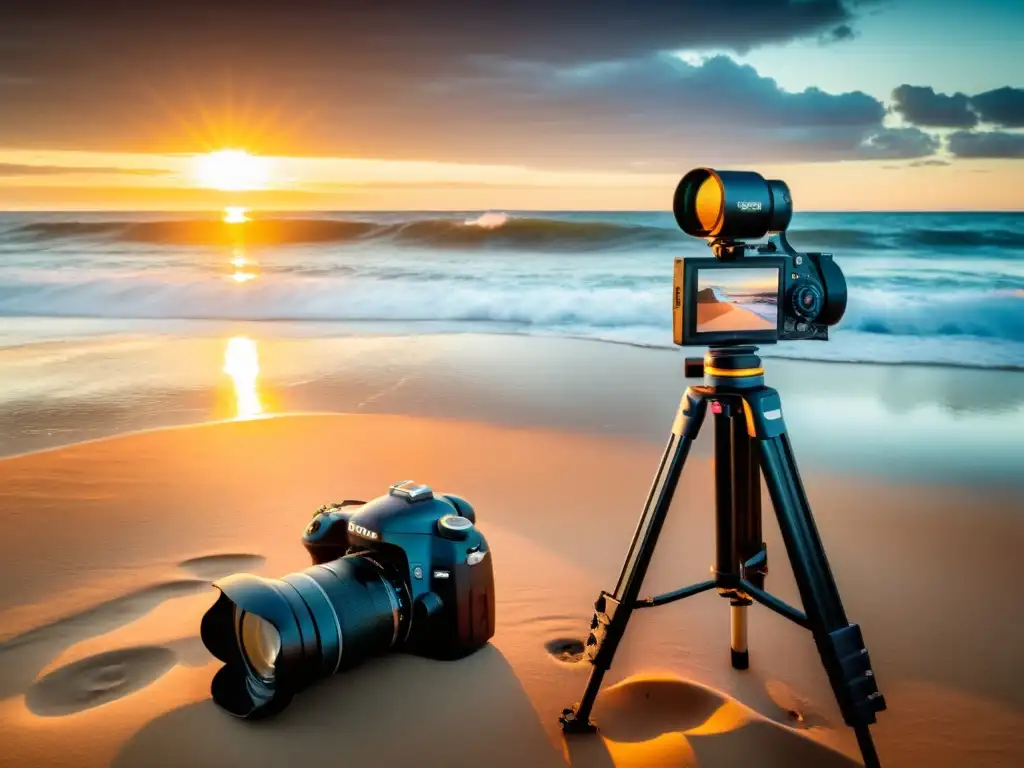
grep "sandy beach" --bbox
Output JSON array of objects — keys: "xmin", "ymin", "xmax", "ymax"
[
  {"xmin": 2, "ymin": 0, "xmax": 1022, "ymax": 763},
  {"xmin": 1, "ymin": 333, "xmax": 1022, "ymax": 767},
  {"xmin": 696, "ymin": 302, "xmax": 775, "ymax": 332}
]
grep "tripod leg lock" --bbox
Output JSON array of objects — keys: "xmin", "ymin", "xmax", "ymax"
[
  {"xmin": 825, "ymin": 624, "xmax": 887, "ymax": 726},
  {"xmin": 583, "ymin": 591, "xmax": 621, "ymax": 665}
]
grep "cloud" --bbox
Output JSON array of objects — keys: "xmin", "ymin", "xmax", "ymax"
[
  {"xmin": 0, "ymin": 0, "xmax": 889, "ymax": 163},
  {"xmin": 890, "ymin": 85, "xmax": 977, "ymax": 128},
  {"xmin": 2, "ymin": 1, "xmax": 871, "ymax": 68},
  {"xmin": 0, "ymin": 163, "xmax": 169, "ymax": 177},
  {"xmin": 396, "ymin": 54, "xmax": 937, "ymax": 166},
  {"xmin": 947, "ymin": 131, "xmax": 1024, "ymax": 159},
  {"xmin": 890, "ymin": 84, "xmax": 1024, "ymax": 134},
  {"xmin": 827, "ymin": 24, "xmax": 857, "ymax": 42},
  {"xmin": 857, "ymin": 128, "xmax": 941, "ymax": 159},
  {"xmin": 969, "ymin": 87, "xmax": 1024, "ymax": 128},
  {"xmin": 909, "ymin": 159, "xmax": 951, "ymax": 167}
]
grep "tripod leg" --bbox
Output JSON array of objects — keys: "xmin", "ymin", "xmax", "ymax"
[
  {"xmin": 712, "ymin": 404, "xmax": 754, "ymax": 670},
  {"xmin": 560, "ymin": 387, "xmax": 708, "ymax": 733},
  {"xmin": 745, "ymin": 387, "xmax": 886, "ymax": 767},
  {"xmin": 721, "ymin": 404, "xmax": 766, "ymax": 670}
]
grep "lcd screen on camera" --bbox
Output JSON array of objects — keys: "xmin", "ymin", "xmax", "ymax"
[{"xmin": 695, "ymin": 268, "xmax": 780, "ymax": 333}]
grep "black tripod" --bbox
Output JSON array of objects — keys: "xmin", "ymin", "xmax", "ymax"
[{"xmin": 559, "ymin": 346, "xmax": 886, "ymax": 767}]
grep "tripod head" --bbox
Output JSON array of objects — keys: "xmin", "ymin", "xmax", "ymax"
[{"xmin": 684, "ymin": 346, "xmax": 765, "ymax": 391}]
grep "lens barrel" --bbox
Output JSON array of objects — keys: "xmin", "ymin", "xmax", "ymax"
[
  {"xmin": 674, "ymin": 168, "xmax": 792, "ymax": 240},
  {"xmin": 200, "ymin": 553, "xmax": 411, "ymax": 719}
]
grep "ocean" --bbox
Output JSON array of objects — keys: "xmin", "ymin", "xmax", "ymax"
[{"xmin": 1, "ymin": 209, "xmax": 1022, "ymax": 370}]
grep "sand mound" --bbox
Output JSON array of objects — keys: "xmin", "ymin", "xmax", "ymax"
[{"xmin": 561, "ymin": 675, "xmax": 859, "ymax": 768}]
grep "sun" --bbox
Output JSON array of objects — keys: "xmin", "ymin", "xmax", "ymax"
[{"xmin": 194, "ymin": 150, "xmax": 270, "ymax": 192}]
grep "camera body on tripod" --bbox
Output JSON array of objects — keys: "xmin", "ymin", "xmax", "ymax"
[
  {"xmin": 670, "ymin": 167, "xmax": 847, "ymax": 348},
  {"xmin": 672, "ymin": 241, "xmax": 848, "ymax": 347}
]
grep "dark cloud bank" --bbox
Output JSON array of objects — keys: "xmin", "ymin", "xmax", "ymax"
[
  {"xmin": 0, "ymin": 0, "xmax": 1020, "ymax": 168},
  {"xmin": 889, "ymin": 84, "xmax": 1024, "ymax": 159}
]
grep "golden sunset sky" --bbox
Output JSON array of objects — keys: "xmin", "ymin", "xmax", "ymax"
[{"xmin": 1, "ymin": 1, "xmax": 1021, "ymax": 211}]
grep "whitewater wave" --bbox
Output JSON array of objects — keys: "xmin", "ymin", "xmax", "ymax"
[
  {"xmin": 789, "ymin": 228, "xmax": 1024, "ymax": 251},
  {"xmin": 1, "ymin": 272, "xmax": 1021, "ymax": 344},
  {"xmin": 6, "ymin": 215, "xmax": 1024, "ymax": 252}
]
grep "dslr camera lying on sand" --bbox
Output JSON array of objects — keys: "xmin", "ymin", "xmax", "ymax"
[
  {"xmin": 671, "ymin": 168, "xmax": 847, "ymax": 346},
  {"xmin": 200, "ymin": 480, "xmax": 495, "ymax": 718}
]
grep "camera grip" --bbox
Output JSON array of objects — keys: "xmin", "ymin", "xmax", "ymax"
[{"xmin": 302, "ymin": 501, "xmax": 365, "ymax": 564}]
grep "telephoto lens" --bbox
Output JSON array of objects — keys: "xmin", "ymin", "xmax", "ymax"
[{"xmin": 200, "ymin": 481, "xmax": 495, "ymax": 719}]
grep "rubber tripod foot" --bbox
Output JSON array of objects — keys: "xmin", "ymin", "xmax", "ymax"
[
  {"xmin": 731, "ymin": 648, "xmax": 750, "ymax": 670},
  {"xmin": 559, "ymin": 706, "xmax": 598, "ymax": 734}
]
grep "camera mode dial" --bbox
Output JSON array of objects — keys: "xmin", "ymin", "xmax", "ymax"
[
  {"xmin": 790, "ymin": 283, "xmax": 823, "ymax": 322},
  {"xmin": 437, "ymin": 514, "xmax": 474, "ymax": 541}
]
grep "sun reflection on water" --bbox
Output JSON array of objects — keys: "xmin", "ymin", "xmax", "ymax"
[
  {"xmin": 229, "ymin": 246, "xmax": 259, "ymax": 282},
  {"xmin": 223, "ymin": 337, "xmax": 263, "ymax": 420},
  {"xmin": 224, "ymin": 206, "xmax": 250, "ymax": 224}
]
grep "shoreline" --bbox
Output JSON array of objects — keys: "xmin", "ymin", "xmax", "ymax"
[
  {"xmin": 2, "ymin": 331, "xmax": 1022, "ymax": 488},
  {"xmin": 4, "ymin": 411, "xmax": 1024, "ymax": 507},
  {"xmin": 2, "ymin": 318, "xmax": 1023, "ymax": 372}
]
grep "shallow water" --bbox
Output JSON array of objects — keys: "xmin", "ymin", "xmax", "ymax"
[{"xmin": 1, "ymin": 330, "xmax": 1021, "ymax": 488}]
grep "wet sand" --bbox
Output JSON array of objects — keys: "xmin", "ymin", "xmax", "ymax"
[{"xmin": 3, "ymin": 332, "xmax": 1022, "ymax": 487}]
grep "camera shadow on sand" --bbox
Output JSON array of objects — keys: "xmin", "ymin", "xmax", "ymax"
[{"xmin": 112, "ymin": 644, "xmax": 567, "ymax": 768}]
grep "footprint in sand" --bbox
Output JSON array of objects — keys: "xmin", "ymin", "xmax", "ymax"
[
  {"xmin": 177, "ymin": 553, "xmax": 266, "ymax": 580},
  {"xmin": 0, "ymin": 551, "xmax": 264, "ymax": 711},
  {"xmin": 544, "ymin": 637, "xmax": 587, "ymax": 664},
  {"xmin": 25, "ymin": 646, "xmax": 178, "ymax": 717}
]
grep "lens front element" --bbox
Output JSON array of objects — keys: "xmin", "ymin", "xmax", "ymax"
[
  {"xmin": 237, "ymin": 609, "xmax": 282, "ymax": 681},
  {"xmin": 694, "ymin": 176, "xmax": 723, "ymax": 233}
]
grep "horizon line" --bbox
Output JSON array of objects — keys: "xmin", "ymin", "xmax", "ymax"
[{"xmin": 1, "ymin": 207, "xmax": 1022, "ymax": 215}]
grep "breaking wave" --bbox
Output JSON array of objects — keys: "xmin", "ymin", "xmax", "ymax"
[
  {"xmin": 6, "ymin": 216, "xmax": 679, "ymax": 251},
  {"xmin": 6, "ymin": 214, "xmax": 1024, "ymax": 253}
]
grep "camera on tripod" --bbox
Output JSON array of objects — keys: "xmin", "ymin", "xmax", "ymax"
[
  {"xmin": 561, "ymin": 167, "xmax": 887, "ymax": 768},
  {"xmin": 671, "ymin": 168, "xmax": 847, "ymax": 347}
]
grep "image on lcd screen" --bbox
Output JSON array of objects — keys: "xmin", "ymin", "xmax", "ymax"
[{"xmin": 695, "ymin": 268, "xmax": 779, "ymax": 332}]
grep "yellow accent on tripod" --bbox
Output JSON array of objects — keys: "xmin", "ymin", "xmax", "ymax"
[{"xmin": 704, "ymin": 366, "xmax": 764, "ymax": 378}]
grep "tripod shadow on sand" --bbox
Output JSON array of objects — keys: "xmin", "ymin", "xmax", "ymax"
[
  {"xmin": 561, "ymin": 674, "xmax": 859, "ymax": 768},
  {"xmin": 113, "ymin": 644, "xmax": 566, "ymax": 768}
]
